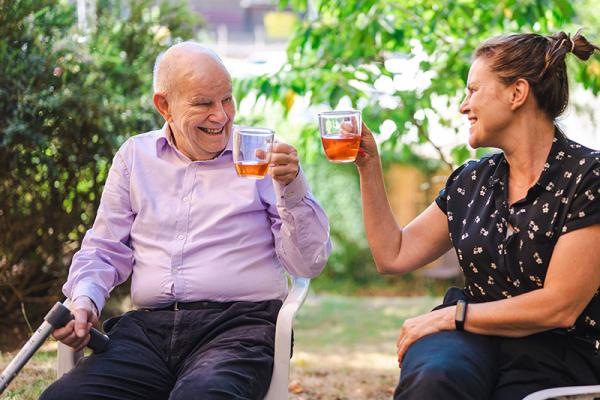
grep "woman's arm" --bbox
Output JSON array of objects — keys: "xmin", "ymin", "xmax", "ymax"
[
  {"xmin": 396, "ymin": 224, "xmax": 600, "ymax": 365},
  {"xmin": 464, "ymin": 224, "xmax": 600, "ymax": 335},
  {"xmin": 356, "ymin": 124, "xmax": 452, "ymax": 274}
]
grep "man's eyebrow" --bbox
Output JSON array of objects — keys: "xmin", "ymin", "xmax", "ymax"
[{"xmin": 190, "ymin": 96, "xmax": 211, "ymax": 102}]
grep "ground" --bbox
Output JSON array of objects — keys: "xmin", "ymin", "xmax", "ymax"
[{"xmin": 0, "ymin": 295, "xmax": 440, "ymax": 399}]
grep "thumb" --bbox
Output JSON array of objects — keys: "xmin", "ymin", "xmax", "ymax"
[{"xmin": 73, "ymin": 308, "xmax": 90, "ymax": 338}]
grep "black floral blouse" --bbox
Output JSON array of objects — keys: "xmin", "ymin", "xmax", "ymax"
[{"xmin": 436, "ymin": 127, "xmax": 600, "ymax": 343}]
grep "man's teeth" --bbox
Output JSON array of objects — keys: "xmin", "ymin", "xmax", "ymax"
[{"xmin": 199, "ymin": 127, "xmax": 222, "ymax": 134}]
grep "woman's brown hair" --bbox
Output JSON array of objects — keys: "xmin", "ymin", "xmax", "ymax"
[{"xmin": 474, "ymin": 29, "xmax": 599, "ymax": 119}]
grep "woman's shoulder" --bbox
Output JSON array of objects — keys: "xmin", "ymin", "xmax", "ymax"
[{"xmin": 446, "ymin": 151, "xmax": 504, "ymax": 186}]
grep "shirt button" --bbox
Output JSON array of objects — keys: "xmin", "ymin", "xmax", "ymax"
[
  {"xmin": 183, "ymin": 196, "xmax": 189, "ymax": 202},
  {"xmin": 177, "ymin": 234, "xmax": 184, "ymax": 240}
]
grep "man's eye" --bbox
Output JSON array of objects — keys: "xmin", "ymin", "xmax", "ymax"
[{"xmin": 223, "ymin": 97, "xmax": 233, "ymax": 103}]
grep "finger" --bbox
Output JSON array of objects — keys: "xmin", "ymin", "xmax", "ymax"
[
  {"xmin": 255, "ymin": 149, "xmax": 268, "ymax": 161},
  {"xmin": 73, "ymin": 308, "xmax": 90, "ymax": 338},
  {"xmin": 270, "ymin": 165, "xmax": 298, "ymax": 179},
  {"xmin": 361, "ymin": 122, "xmax": 372, "ymax": 136},
  {"xmin": 271, "ymin": 142, "xmax": 295, "ymax": 155},
  {"xmin": 74, "ymin": 332, "xmax": 91, "ymax": 352},
  {"xmin": 270, "ymin": 152, "xmax": 298, "ymax": 167},
  {"xmin": 52, "ymin": 320, "xmax": 75, "ymax": 341}
]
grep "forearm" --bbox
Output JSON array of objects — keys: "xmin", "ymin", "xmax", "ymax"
[
  {"xmin": 465, "ymin": 288, "xmax": 576, "ymax": 337},
  {"xmin": 273, "ymin": 171, "xmax": 332, "ymax": 277},
  {"xmin": 357, "ymin": 160, "xmax": 403, "ymax": 273}
]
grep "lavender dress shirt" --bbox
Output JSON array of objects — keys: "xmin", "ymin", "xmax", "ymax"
[{"xmin": 63, "ymin": 125, "xmax": 331, "ymax": 313}]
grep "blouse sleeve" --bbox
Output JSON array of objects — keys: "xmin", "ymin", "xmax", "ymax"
[
  {"xmin": 562, "ymin": 161, "xmax": 600, "ymax": 234},
  {"xmin": 435, "ymin": 162, "xmax": 471, "ymax": 215}
]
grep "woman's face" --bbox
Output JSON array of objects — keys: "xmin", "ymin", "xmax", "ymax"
[{"xmin": 459, "ymin": 57, "xmax": 514, "ymax": 149}]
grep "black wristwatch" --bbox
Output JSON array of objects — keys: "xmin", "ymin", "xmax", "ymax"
[{"xmin": 455, "ymin": 300, "xmax": 468, "ymax": 331}]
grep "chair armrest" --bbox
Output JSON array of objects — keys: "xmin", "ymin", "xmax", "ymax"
[
  {"xmin": 522, "ymin": 385, "xmax": 600, "ymax": 400},
  {"xmin": 263, "ymin": 276, "xmax": 310, "ymax": 400}
]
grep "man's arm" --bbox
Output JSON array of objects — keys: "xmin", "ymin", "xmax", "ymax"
[
  {"xmin": 266, "ymin": 142, "xmax": 331, "ymax": 277},
  {"xmin": 55, "ymin": 150, "xmax": 136, "ymax": 348}
]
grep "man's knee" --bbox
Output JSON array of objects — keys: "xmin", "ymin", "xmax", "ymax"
[{"xmin": 39, "ymin": 377, "xmax": 83, "ymax": 400}]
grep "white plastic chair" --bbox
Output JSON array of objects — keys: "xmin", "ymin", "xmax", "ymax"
[
  {"xmin": 522, "ymin": 386, "xmax": 600, "ymax": 400},
  {"xmin": 57, "ymin": 276, "xmax": 311, "ymax": 400}
]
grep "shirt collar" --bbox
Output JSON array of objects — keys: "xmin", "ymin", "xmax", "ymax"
[{"xmin": 154, "ymin": 123, "xmax": 233, "ymax": 161}]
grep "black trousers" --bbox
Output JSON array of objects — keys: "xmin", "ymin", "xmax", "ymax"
[
  {"xmin": 395, "ymin": 318, "xmax": 600, "ymax": 399},
  {"xmin": 40, "ymin": 300, "xmax": 282, "ymax": 400}
]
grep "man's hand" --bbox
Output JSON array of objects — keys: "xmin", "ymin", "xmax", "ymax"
[
  {"xmin": 269, "ymin": 142, "xmax": 299, "ymax": 186},
  {"xmin": 52, "ymin": 296, "xmax": 99, "ymax": 352},
  {"xmin": 396, "ymin": 306, "xmax": 455, "ymax": 367}
]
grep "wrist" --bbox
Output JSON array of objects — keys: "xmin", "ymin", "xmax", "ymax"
[{"xmin": 454, "ymin": 300, "xmax": 468, "ymax": 331}]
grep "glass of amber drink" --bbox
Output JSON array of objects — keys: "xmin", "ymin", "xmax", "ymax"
[
  {"xmin": 233, "ymin": 126, "xmax": 274, "ymax": 179},
  {"xmin": 318, "ymin": 110, "xmax": 362, "ymax": 163}
]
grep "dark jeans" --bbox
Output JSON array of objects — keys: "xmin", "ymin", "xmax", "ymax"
[
  {"xmin": 394, "ymin": 289, "xmax": 600, "ymax": 400},
  {"xmin": 40, "ymin": 300, "xmax": 282, "ymax": 400}
]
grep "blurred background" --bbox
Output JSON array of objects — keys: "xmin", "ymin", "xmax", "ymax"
[{"xmin": 1, "ymin": 0, "xmax": 599, "ymax": 398}]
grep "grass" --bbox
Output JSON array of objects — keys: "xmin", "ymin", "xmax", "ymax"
[{"xmin": 0, "ymin": 294, "xmax": 440, "ymax": 400}]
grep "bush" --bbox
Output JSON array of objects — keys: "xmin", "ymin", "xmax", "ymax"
[{"xmin": 0, "ymin": 0, "xmax": 200, "ymax": 350}]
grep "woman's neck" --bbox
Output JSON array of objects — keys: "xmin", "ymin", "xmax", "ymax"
[{"xmin": 501, "ymin": 115, "xmax": 555, "ymax": 201}]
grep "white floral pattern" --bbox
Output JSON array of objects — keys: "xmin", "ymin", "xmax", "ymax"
[{"xmin": 436, "ymin": 129, "xmax": 600, "ymax": 340}]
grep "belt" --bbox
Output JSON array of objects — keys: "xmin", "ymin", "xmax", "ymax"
[{"xmin": 147, "ymin": 300, "xmax": 236, "ymax": 311}]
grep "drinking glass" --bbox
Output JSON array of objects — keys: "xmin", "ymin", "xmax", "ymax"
[
  {"xmin": 233, "ymin": 126, "xmax": 274, "ymax": 179},
  {"xmin": 318, "ymin": 110, "xmax": 362, "ymax": 163}
]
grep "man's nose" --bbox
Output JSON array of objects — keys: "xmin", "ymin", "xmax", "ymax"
[
  {"xmin": 459, "ymin": 96, "xmax": 469, "ymax": 114},
  {"xmin": 209, "ymin": 103, "xmax": 228, "ymax": 124}
]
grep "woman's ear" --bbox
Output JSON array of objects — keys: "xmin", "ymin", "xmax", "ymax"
[
  {"xmin": 153, "ymin": 92, "xmax": 171, "ymax": 122},
  {"xmin": 509, "ymin": 78, "xmax": 530, "ymax": 111}
]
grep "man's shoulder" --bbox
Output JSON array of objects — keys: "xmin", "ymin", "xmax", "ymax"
[{"xmin": 117, "ymin": 129, "xmax": 164, "ymax": 157}]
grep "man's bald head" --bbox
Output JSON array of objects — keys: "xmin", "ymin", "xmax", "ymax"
[{"xmin": 152, "ymin": 42, "xmax": 229, "ymax": 96}]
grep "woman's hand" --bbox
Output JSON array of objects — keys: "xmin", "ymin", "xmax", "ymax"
[
  {"xmin": 354, "ymin": 122, "xmax": 380, "ymax": 170},
  {"xmin": 396, "ymin": 306, "xmax": 455, "ymax": 367}
]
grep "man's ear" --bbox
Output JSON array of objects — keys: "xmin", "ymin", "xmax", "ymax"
[
  {"xmin": 153, "ymin": 92, "xmax": 171, "ymax": 122},
  {"xmin": 509, "ymin": 78, "xmax": 530, "ymax": 111}
]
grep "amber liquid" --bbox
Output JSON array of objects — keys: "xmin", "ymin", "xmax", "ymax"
[
  {"xmin": 321, "ymin": 135, "xmax": 361, "ymax": 162},
  {"xmin": 234, "ymin": 161, "xmax": 269, "ymax": 179}
]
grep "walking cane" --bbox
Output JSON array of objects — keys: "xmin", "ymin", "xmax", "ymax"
[{"xmin": 0, "ymin": 299, "xmax": 110, "ymax": 394}]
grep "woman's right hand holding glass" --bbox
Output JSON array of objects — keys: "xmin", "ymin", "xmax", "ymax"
[{"xmin": 353, "ymin": 122, "xmax": 380, "ymax": 171}]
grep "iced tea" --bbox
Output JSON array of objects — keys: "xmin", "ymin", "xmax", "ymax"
[
  {"xmin": 321, "ymin": 134, "xmax": 361, "ymax": 162},
  {"xmin": 234, "ymin": 161, "xmax": 270, "ymax": 178}
]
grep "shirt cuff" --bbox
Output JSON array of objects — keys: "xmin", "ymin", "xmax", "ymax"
[
  {"xmin": 273, "ymin": 167, "xmax": 309, "ymax": 208},
  {"xmin": 71, "ymin": 282, "xmax": 106, "ymax": 316}
]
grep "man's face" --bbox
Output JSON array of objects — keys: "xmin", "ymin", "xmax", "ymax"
[{"xmin": 167, "ymin": 62, "xmax": 236, "ymax": 161}]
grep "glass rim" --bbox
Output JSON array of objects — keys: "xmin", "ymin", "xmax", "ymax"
[
  {"xmin": 234, "ymin": 126, "xmax": 275, "ymax": 136},
  {"xmin": 317, "ymin": 109, "xmax": 361, "ymax": 118}
]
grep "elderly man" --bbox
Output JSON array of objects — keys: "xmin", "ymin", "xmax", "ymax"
[{"xmin": 40, "ymin": 42, "xmax": 331, "ymax": 400}]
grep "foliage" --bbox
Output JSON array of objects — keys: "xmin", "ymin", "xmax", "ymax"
[
  {"xmin": 238, "ymin": 0, "xmax": 599, "ymax": 168},
  {"xmin": 234, "ymin": 0, "xmax": 600, "ymax": 289},
  {"xmin": 0, "ymin": 0, "xmax": 200, "ymax": 350}
]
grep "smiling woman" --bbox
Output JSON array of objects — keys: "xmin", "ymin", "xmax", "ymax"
[{"xmin": 354, "ymin": 30, "xmax": 600, "ymax": 400}]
